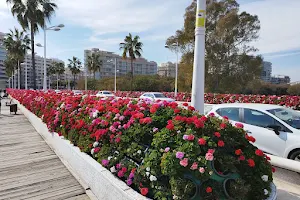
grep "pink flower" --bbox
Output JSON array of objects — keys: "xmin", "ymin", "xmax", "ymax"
[
  {"xmin": 199, "ymin": 167, "xmax": 205, "ymax": 173},
  {"xmin": 176, "ymin": 152, "xmax": 185, "ymax": 159},
  {"xmin": 119, "ymin": 116, "xmax": 125, "ymax": 121},
  {"xmin": 207, "ymin": 149, "xmax": 215, "ymax": 154},
  {"xmin": 183, "ymin": 135, "xmax": 189, "ymax": 140},
  {"xmin": 126, "ymin": 179, "xmax": 133, "ymax": 186},
  {"xmin": 205, "ymin": 152, "xmax": 214, "ymax": 161},
  {"xmin": 190, "ymin": 162, "xmax": 198, "ymax": 170},
  {"xmin": 180, "ymin": 158, "xmax": 189, "ymax": 167},
  {"xmin": 235, "ymin": 123, "xmax": 244, "ymax": 128},
  {"xmin": 164, "ymin": 147, "xmax": 170, "ymax": 152},
  {"xmin": 116, "ymin": 163, "xmax": 121, "ymax": 169},
  {"xmin": 102, "ymin": 159, "xmax": 109, "ymax": 167}
]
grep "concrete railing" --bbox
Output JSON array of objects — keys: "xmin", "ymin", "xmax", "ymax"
[
  {"xmin": 14, "ymin": 99, "xmax": 147, "ymax": 200},
  {"xmin": 266, "ymin": 154, "xmax": 300, "ymax": 173}
]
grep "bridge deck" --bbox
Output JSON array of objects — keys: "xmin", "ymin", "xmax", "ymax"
[{"xmin": 0, "ymin": 99, "xmax": 90, "ymax": 200}]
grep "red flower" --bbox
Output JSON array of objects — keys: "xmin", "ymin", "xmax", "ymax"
[
  {"xmin": 166, "ymin": 120, "xmax": 174, "ymax": 130},
  {"xmin": 175, "ymin": 116, "xmax": 182, "ymax": 121},
  {"xmin": 198, "ymin": 138, "xmax": 206, "ymax": 145},
  {"xmin": 247, "ymin": 159, "xmax": 255, "ymax": 167},
  {"xmin": 174, "ymin": 109, "xmax": 181, "ymax": 114},
  {"xmin": 235, "ymin": 149, "xmax": 242, "ymax": 156},
  {"xmin": 200, "ymin": 116, "xmax": 208, "ymax": 121},
  {"xmin": 223, "ymin": 116, "xmax": 229, "ymax": 120},
  {"xmin": 187, "ymin": 134, "xmax": 195, "ymax": 141},
  {"xmin": 188, "ymin": 106, "xmax": 195, "ymax": 111},
  {"xmin": 94, "ymin": 147, "xmax": 100, "ymax": 153},
  {"xmin": 214, "ymin": 132, "xmax": 221, "ymax": 138},
  {"xmin": 220, "ymin": 123, "xmax": 226, "ymax": 129},
  {"xmin": 218, "ymin": 140, "xmax": 225, "ymax": 147},
  {"xmin": 255, "ymin": 149, "xmax": 264, "ymax": 157},
  {"xmin": 183, "ymin": 103, "xmax": 189, "ymax": 106},
  {"xmin": 115, "ymin": 137, "xmax": 121, "ymax": 143},
  {"xmin": 206, "ymin": 187, "xmax": 212, "ymax": 193},
  {"xmin": 247, "ymin": 136, "xmax": 256, "ymax": 143},
  {"xmin": 121, "ymin": 167, "xmax": 127, "ymax": 173},
  {"xmin": 140, "ymin": 188, "xmax": 149, "ymax": 196},
  {"xmin": 272, "ymin": 167, "xmax": 276, "ymax": 173},
  {"xmin": 238, "ymin": 155, "xmax": 245, "ymax": 161}
]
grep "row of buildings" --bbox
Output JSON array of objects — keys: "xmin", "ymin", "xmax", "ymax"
[{"xmin": 261, "ymin": 61, "xmax": 291, "ymax": 85}]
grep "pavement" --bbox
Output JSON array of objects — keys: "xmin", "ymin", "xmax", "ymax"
[{"xmin": 273, "ymin": 167, "xmax": 300, "ymax": 199}]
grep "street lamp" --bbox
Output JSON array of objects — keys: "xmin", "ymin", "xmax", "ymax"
[
  {"xmin": 165, "ymin": 42, "xmax": 179, "ymax": 97},
  {"xmin": 107, "ymin": 58, "xmax": 118, "ymax": 93},
  {"xmin": 38, "ymin": 24, "xmax": 64, "ymax": 91}
]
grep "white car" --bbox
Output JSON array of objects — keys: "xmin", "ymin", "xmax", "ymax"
[
  {"xmin": 208, "ymin": 103, "xmax": 300, "ymax": 161},
  {"xmin": 54, "ymin": 90, "xmax": 61, "ymax": 94},
  {"xmin": 96, "ymin": 91, "xmax": 116, "ymax": 99},
  {"xmin": 140, "ymin": 92, "xmax": 175, "ymax": 102},
  {"xmin": 72, "ymin": 90, "xmax": 83, "ymax": 95}
]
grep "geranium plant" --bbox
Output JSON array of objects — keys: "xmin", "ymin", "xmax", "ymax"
[{"xmin": 9, "ymin": 89, "xmax": 275, "ymax": 200}]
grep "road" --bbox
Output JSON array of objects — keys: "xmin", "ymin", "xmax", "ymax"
[{"xmin": 274, "ymin": 167, "xmax": 300, "ymax": 199}]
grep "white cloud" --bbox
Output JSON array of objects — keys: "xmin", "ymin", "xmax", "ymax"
[
  {"xmin": 56, "ymin": 0, "xmax": 188, "ymax": 36},
  {"xmin": 240, "ymin": 0, "xmax": 300, "ymax": 54}
]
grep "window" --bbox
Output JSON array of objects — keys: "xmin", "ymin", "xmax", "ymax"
[
  {"xmin": 216, "ymin": 108, "xmax": 240, "ymax": 122},
  {"xmin": 244, "ymin": 109, "xmax": 274, "ymax": 128}
]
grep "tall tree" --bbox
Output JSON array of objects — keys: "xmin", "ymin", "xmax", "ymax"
[
  {"xmin": 87, "ymin": 53, "xmax": 102, "ymax": 80},
  {"xmin": 7, "ymin": 0, "xmax": 57, "ymax": 90},
  {"xmin": 67, "ymin": 57, "xmax": 81, "ymax": 89},
  {"xmin": 119, "ymin": 33, "xmax": 143, "ymax": 90},
  {"xmin": 4, "ymin": 27, "xmax": 30, "ymax": 89},
  {"xmin": 48, "ymin": 62, "xmax": 65, "ymax": 89},
  {"xmin": 166, "ymin": 0, "xmax": 262, "ymax": 93}
]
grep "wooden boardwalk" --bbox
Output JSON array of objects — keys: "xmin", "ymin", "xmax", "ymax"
[{"xmin": 0, "ymin": 99, "xmax": 90, "ymax": 200}]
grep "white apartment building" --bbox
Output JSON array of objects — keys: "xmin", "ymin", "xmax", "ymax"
[
  {"xmin": 19, "ymin": 54, "xmax": 65, "ymax": 89},
  {"xmin": 0, "ymin": 32, "xmax": 7, "ymax": 89},
  {"xmin": 84, "ymin": 48, "xmax": 157, "ymax": 79},
  {"xmin": 158, "ymin": 62, "xmax": 176, "ymax": 77}
]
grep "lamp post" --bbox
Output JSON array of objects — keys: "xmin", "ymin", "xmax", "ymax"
[
  {"xmin": 107, "ymin": 58, "xmax": 118, "ymax": 93},
  {"xmin": 165, "ymin": 42, "xmax": 179, "ymax": 97},
  {"xmin": 191, "ymin": 0, "xmax": 206, "ymax": 114},
  {"xmin": 37, "ymin": 24, "xmax": 64, "ymax": 91}
]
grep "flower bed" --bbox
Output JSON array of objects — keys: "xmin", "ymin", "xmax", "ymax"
[{"xmin": 9, "ymin": 89, "xmax": 275, "ymax": 200}]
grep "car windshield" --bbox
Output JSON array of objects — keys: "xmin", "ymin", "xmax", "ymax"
[
  {"xmin": 154, "ymin": 93, "xmax": 166, "ymax": 98},
  {"xmin": 103, "ymin": 92, "xmax": 112, "ymax": 94},
  {"xmin": 267, "ymin": 108, "xmax": 300, "ymax": 129}
]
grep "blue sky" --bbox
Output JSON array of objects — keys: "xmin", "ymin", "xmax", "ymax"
[{"xmin": 1, "ymin": 0, "xmax": 300, "ymax": 82}]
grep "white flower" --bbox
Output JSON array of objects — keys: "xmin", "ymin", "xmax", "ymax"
[
  {"xmin": 114, "ymin": 157, "xmax": 117, "ymax": 160},
  {"xmin": 146, "ymin": 172, "xmax": 150, "ymax": 177},
  {"xmin": 137, "ymin": 150, "xmax": 142, "ymax": 154},
  {"xmin": 146, "ymin": 167, "xmax": 150, "ymax": 172},
  {"xmin": 110, "ymin": 166, "xmax": 117, "ymax": 173},
  {"xmin": 93, "ymin": 141, "xmax": 99, "ymax": 147},
  {"xmin": 115, "ymin": 151, "xmax": 120, "ymax": 155},
  {"xmin": 150, "ymin": 175, "xmax": 157, "ymax": 182},
  {"xmin": 91, "ymin": 149, "xmax": 95, "ymax": 155},
  {"xmin": 261, "ymin": 175, "xmax": 268, "ymax": 182},
  {"xmin": 108, "ymin": 156, "xmax": 113, "ymax": 161},
  {"xmin": 60, "ymin": 103, "xmax": 65, "ymax": 108},
  {"xmin": 264, "ymin": 189, "xmax": 269, "ymax": 195},
  {"xmin": 92, "ymin": 111, "xmax": 99, "ymax": 118}
]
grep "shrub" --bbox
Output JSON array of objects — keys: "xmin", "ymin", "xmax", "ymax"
[{"xmin": 9, "ymin": 89, "xmax": 274, "ymax": 200}]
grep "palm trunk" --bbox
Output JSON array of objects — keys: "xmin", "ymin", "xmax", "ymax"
[
  {"xmin": 31, "ymin": 23, "xmax": 36, "ymax": 90},
  {"xmin": 73, "ymin": 74, "xmax": 76, "ymax": 89},
  {"xmin": 57, "ymin": 74, "xmax": 59, "ymax": 90},
  {"xmin": 130, "ymin": 58, "xmax": 133, "ymax": 91},
  {"xmin": 17, "ymin": 60, "xmax": 20, "ymax": 89}
]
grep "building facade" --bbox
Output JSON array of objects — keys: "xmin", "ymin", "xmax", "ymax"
[
  {"xmin": 261, "ymin": 61, "xmax": 272, "ymax": 82},
  {"xmin": 19, "ymin": 54, "xmax": 65, "ymax": 89},
  {"xmin": 84, "ymin": 48, "xmax": 157, "ymax": 79},
  {"xmin": 158, "ymin": 62, "xmax": 176, "ymax": 77},
  {"xmin": 270, "ymin": 75, "xmax": 291, "ymax": 85},
  {"xmin": 0, "ymin": 32, "xmax": 7, "ymax": 89}
]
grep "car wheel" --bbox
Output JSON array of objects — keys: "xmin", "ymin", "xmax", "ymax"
[{"xmin": 290, "ymin": 150, "xmax": 300, "ymax": 162}]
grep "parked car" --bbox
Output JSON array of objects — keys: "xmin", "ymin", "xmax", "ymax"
[
  {"xmin": 139, "ymin": 92, "xmax": 175, "ymax": 102},
  {"xmin": 54, "ymin": 90, "xmax": 61, "ymax": 94},
  {"xmin": 96, "ymin": 91, "xmax": 116, "ymax": 98},
  {"xmin": 72, "ymin": 90, "xmax": 83, "ymax": 95},
  {"xmin": 208, "ymin": 103, "xmax": 300, "ymax": 161}
]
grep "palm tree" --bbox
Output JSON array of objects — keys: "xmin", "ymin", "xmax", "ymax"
[
  {"xmin": 6, "ymin": 0, "xmax": 57, "ymax": 90},
  {"xmin": 3, "ymin": 27, "xmax": 30, "ymax": 89},
  {"xmin": 67, "ymin": 57, "xmax": 82, "ymax": 89},
  {"xmin": 119, "ymin": 33, "xmax": 143, "ymax": 90},
  {"xmin": 87, "ymin": 53, "xmax": 102, "ymax": 80},
  {"xmin": 49, "ymin": 62, "xmax": 65, "ymax": 89}
]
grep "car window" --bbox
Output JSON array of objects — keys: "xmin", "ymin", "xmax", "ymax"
[
  {"xmin": 154, "ymin": 93, "xmax": 166, "ymax": 98},
  {"xmin": 103, "ymin": 92, "xmax": 111, "ymax": 94},
  {"xmin": 244, "ymin": 109, "xmax": 274, "ymax": 128},
  {"xmin": 216, "ymin": 108, "xmax": 240, "ymax": 121}
]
